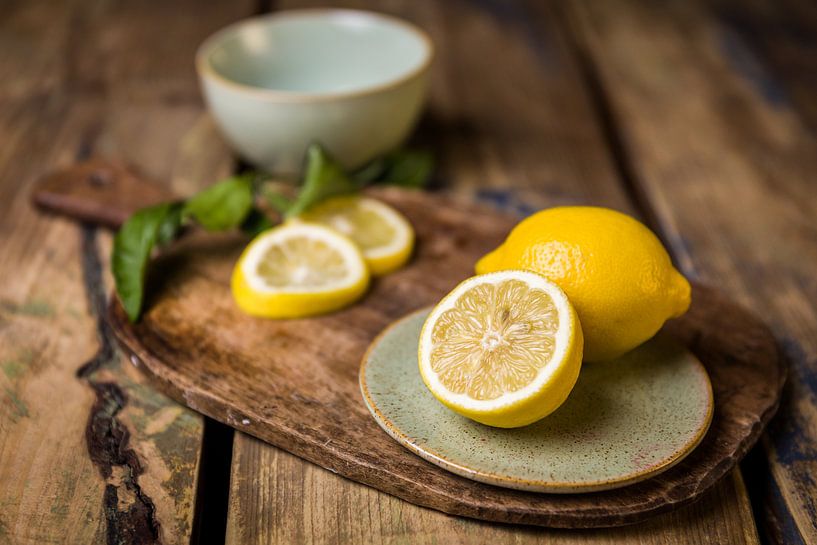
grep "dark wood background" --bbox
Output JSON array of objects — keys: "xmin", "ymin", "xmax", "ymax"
[{"xmin": 1, "ymin": 0, "xmax": 815, "ymax": 543}]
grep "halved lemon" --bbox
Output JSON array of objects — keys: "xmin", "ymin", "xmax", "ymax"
[
  {"xmin": 298, "ymin": 196, "xmax": 414, "ymax": 275},
  {"xmin": 418, "ymin": 270, "xmax": 583, "ymax": 428},
  {"xmin": 231, "ymin": 223, "xmax": 370, "ymax": 318}
]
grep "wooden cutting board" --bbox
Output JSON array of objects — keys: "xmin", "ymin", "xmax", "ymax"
[{"xmin": 33, "ymin": 162, "xmax": 785, "ymax": 528}]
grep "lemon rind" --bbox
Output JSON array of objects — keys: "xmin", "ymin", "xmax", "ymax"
[{"xmin": 352, "ymin": 197, "xmax": 414, "ymax": 260}]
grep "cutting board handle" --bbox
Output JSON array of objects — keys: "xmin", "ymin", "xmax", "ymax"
[{"xmin": 31, "ymin": 159, "xmax": 176, "ymax": 229}]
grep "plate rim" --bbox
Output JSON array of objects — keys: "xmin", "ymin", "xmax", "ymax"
[{"xmin": 360, "ymin": 308, "xmax": 715, "ymax": 494}]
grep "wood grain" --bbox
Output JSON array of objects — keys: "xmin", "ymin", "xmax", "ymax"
[
  {"xmin": 0, "ymin": 0, "xmax": 253, "ymax": 543},
  {"xmin": 32, "ymin": 159, "xmax": 175, "ymax": 228},
  {"xmin": 108, "ymin": 188, "xmax": 783, "ymax": 528},
  {"xmin": 5, "ymin": 0, "xmax": 801, "ymax": 542},
  {"xmin": 566, "ymin": 0, "xmax": 817, "ymax": 542},
  {"xmin": 708, "ymin": 0, "xmax": 817, "ymax": 135},
  {"xmin": 224, "ymin": 0, "xmax": 763, "ymax": 541},
  {"xmin": 227, "ymin": 434, "xmax": 760, "ymax": 545}
]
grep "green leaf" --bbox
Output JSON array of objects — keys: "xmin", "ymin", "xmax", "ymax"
[
  {"xmin": 156, "ymin": 204, "xmax": 184, "ymax": 245},
  {"xmin": 112, "ymin": 202, "xmax": 182, "ymax": 322},
  {"xmin": 285, "ymin": 144, "xmax": 360, "ymax": 218},
  {"xmin": 351, "ymin": 156, "xmax": 388, "ymax": 185},
  {"xmin": 352, "ymin": 149, "xmax": 434, "ymax": 188},
  {"xmin": 183, "ymin": 174, "xmax": 254, "ymax": 230},
  {"xmin": 240, "ymin": 209, "xmax": 275, "ymax": 237},
  {"xmin": 377, "ymin": 150, "xmax": 434, "ymax": 188}
]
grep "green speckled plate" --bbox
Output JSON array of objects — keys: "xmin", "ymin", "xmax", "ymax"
[{"xmin": 360, "ymin": 309, "xmax": 714, "ymax": 494}]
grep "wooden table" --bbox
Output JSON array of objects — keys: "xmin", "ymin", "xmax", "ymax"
[{"xmin": 1, "ymin": 0, "xmax": 815, "ymax": 543}]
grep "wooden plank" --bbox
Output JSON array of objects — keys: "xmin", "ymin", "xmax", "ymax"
[
  {"xmin": 708, "ymin": 0, "xmax": 817, "ymax": 134},
  {"xmin": 0, "ymin": 0, "xmax": 253, "ymax": 543},
  {"xmin": 226, "ymin": 0, "xmax": 759, "ymax": 542},
  {"xmin": 566, "ymin": 0, "xmax": 817, "ymax": 543},
  {"xmin": 228, "ymin": 434, "xmax": 760, "ymax": 545}
]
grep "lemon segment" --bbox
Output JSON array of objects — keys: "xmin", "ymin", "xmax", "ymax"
[
  {"xmin": 476, "ymin": 206, "xmax": 691, "ymax": 362},
  {"xmin": 298, "ymin": 196, "xmax": 414, "ymax": 275},
  {"xmin": 232, "ymin": 223, "xmax": 369, "ymax": 318},
  {"xmin": 418, "ymin": 271, "xmax": 583, "ymax": 428}
]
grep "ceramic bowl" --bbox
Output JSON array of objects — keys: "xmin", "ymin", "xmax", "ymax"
[{"xmin": 196, "ymin": 9, "xmax": 433, "ymax": 174}]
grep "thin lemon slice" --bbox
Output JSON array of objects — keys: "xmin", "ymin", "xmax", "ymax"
[
  {"xmin": 232, "ymin": 223, "xmax": 369, "ymax": 318},
  {"xmin": 298, "ymin": 196, "xmax": 414, "ymax": 275},
  {"xmin": 418, "ymin": 271, "xmax": 583, "ymax": 428}
]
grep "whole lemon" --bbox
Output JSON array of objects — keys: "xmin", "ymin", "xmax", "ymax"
[{"xmin": 476, "ymin": 207, "xmax": 690, "ymax": 362}]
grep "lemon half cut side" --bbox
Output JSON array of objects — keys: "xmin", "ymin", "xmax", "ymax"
[
  {"xmin": 231, "ymin": 222, "xmax": 370, "ymax": 318},
  {"xmin": 418, "ymin": 270, "xmax": 583, "ymax": 428}
]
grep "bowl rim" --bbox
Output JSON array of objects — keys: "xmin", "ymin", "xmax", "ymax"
[{"xmin": 195, "ymin": 8, "xmax": 434, "ymax": 102}]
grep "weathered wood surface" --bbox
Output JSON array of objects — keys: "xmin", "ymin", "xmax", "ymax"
[
  {"xmin": 227, "ymin": 434, "xmax": 760, "ymax": 545},
  {"xmin": 109, "ymin": 187, "xmax": 781, "ymax": 528},
  {"xmin": 707, "ymin": 0, "xmax": 817, "ymax": 135},
  {"xmin": 33, "ymin": 159, "xmax": 176, "ymax": 229},
  {"xmin": 0, "ymin": 0, "xmax": 252, "ymax": 543},
  {"xmin": 8, "ymin": 0, "xmax": 816, "ymax": 541},
  {"xmin": 224, "ymin": 0, "xmax": 762, "ymax": 542},
  {"xmin": 218, "ymin": 1, "xmax": 756, "ymax": 543},
  {"xmin": 566, "ymin": 0, "xmax": 817, "ymax": 542}
]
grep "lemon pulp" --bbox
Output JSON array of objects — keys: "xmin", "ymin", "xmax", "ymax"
[
  {"xmin": 256, "ymin": 236, "xmax": 351, "ymax": 288},
  {"xmin": 430, "ymin": 279, "xmax": 559, "ymax": 400},
  {"xmin": 419, "ymin": 271, "xmax": 583, "ymax": 428},
  {"xmin": 299, "ymin": 196, "xmax": 414, "ymax": 275},
  {"xmin": 231, "ymin": 223, "xmax": 369, "ymax": 318}
]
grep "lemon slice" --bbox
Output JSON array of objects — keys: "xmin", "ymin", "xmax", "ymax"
[
  {"xmin": 231, "ymin": 223, "xmax": 369, "ymax": 318},
  {"xmin": 298, "ymin": 196, "xmax": 414, "ymax": 275},
  {"xmin": 418, "ymin": 270, "xmax": 583, "ymax": 428}
]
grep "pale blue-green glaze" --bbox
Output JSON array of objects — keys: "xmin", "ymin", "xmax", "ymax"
[
  {"xmin": 209, "ymin": 14, "xmax": 428, "ymax": 93},
  {"xmin": 196, "ymin": 10, "xmax": 433, "ymax": 173},
  {"xmin": 360, "ymin": 310, "xmax": 714, "ymax": 493}
]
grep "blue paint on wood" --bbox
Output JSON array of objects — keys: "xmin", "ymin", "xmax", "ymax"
[
  {"xmin": 475, "ymin": 188, "xmax": 538, "ymax": 218},
  {"xmin": 717, "ymin": 27, "xmax": 789, "ymax": 108},
  {"xmin": 763, "ymin": 336, "xmax": 817, "ymax": 536},
  {"xmin": 770, "ymin": 337, "xmax": 817, "ymax": 458},
  {"xmin": 766, "ymin": 339, "xmax": 817, "ymax": 470},
  {"xmin": 767, "ymin": 466, "xmax": 808, "ymax": 545},
  {"xmin": 468, "ymin": 0, "xmax": 561, "ymax": 73}
]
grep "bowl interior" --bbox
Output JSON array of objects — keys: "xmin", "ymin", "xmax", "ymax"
[{"xmin": 202, "ymin": 10, "xmax": 430, "ymax": 95}]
